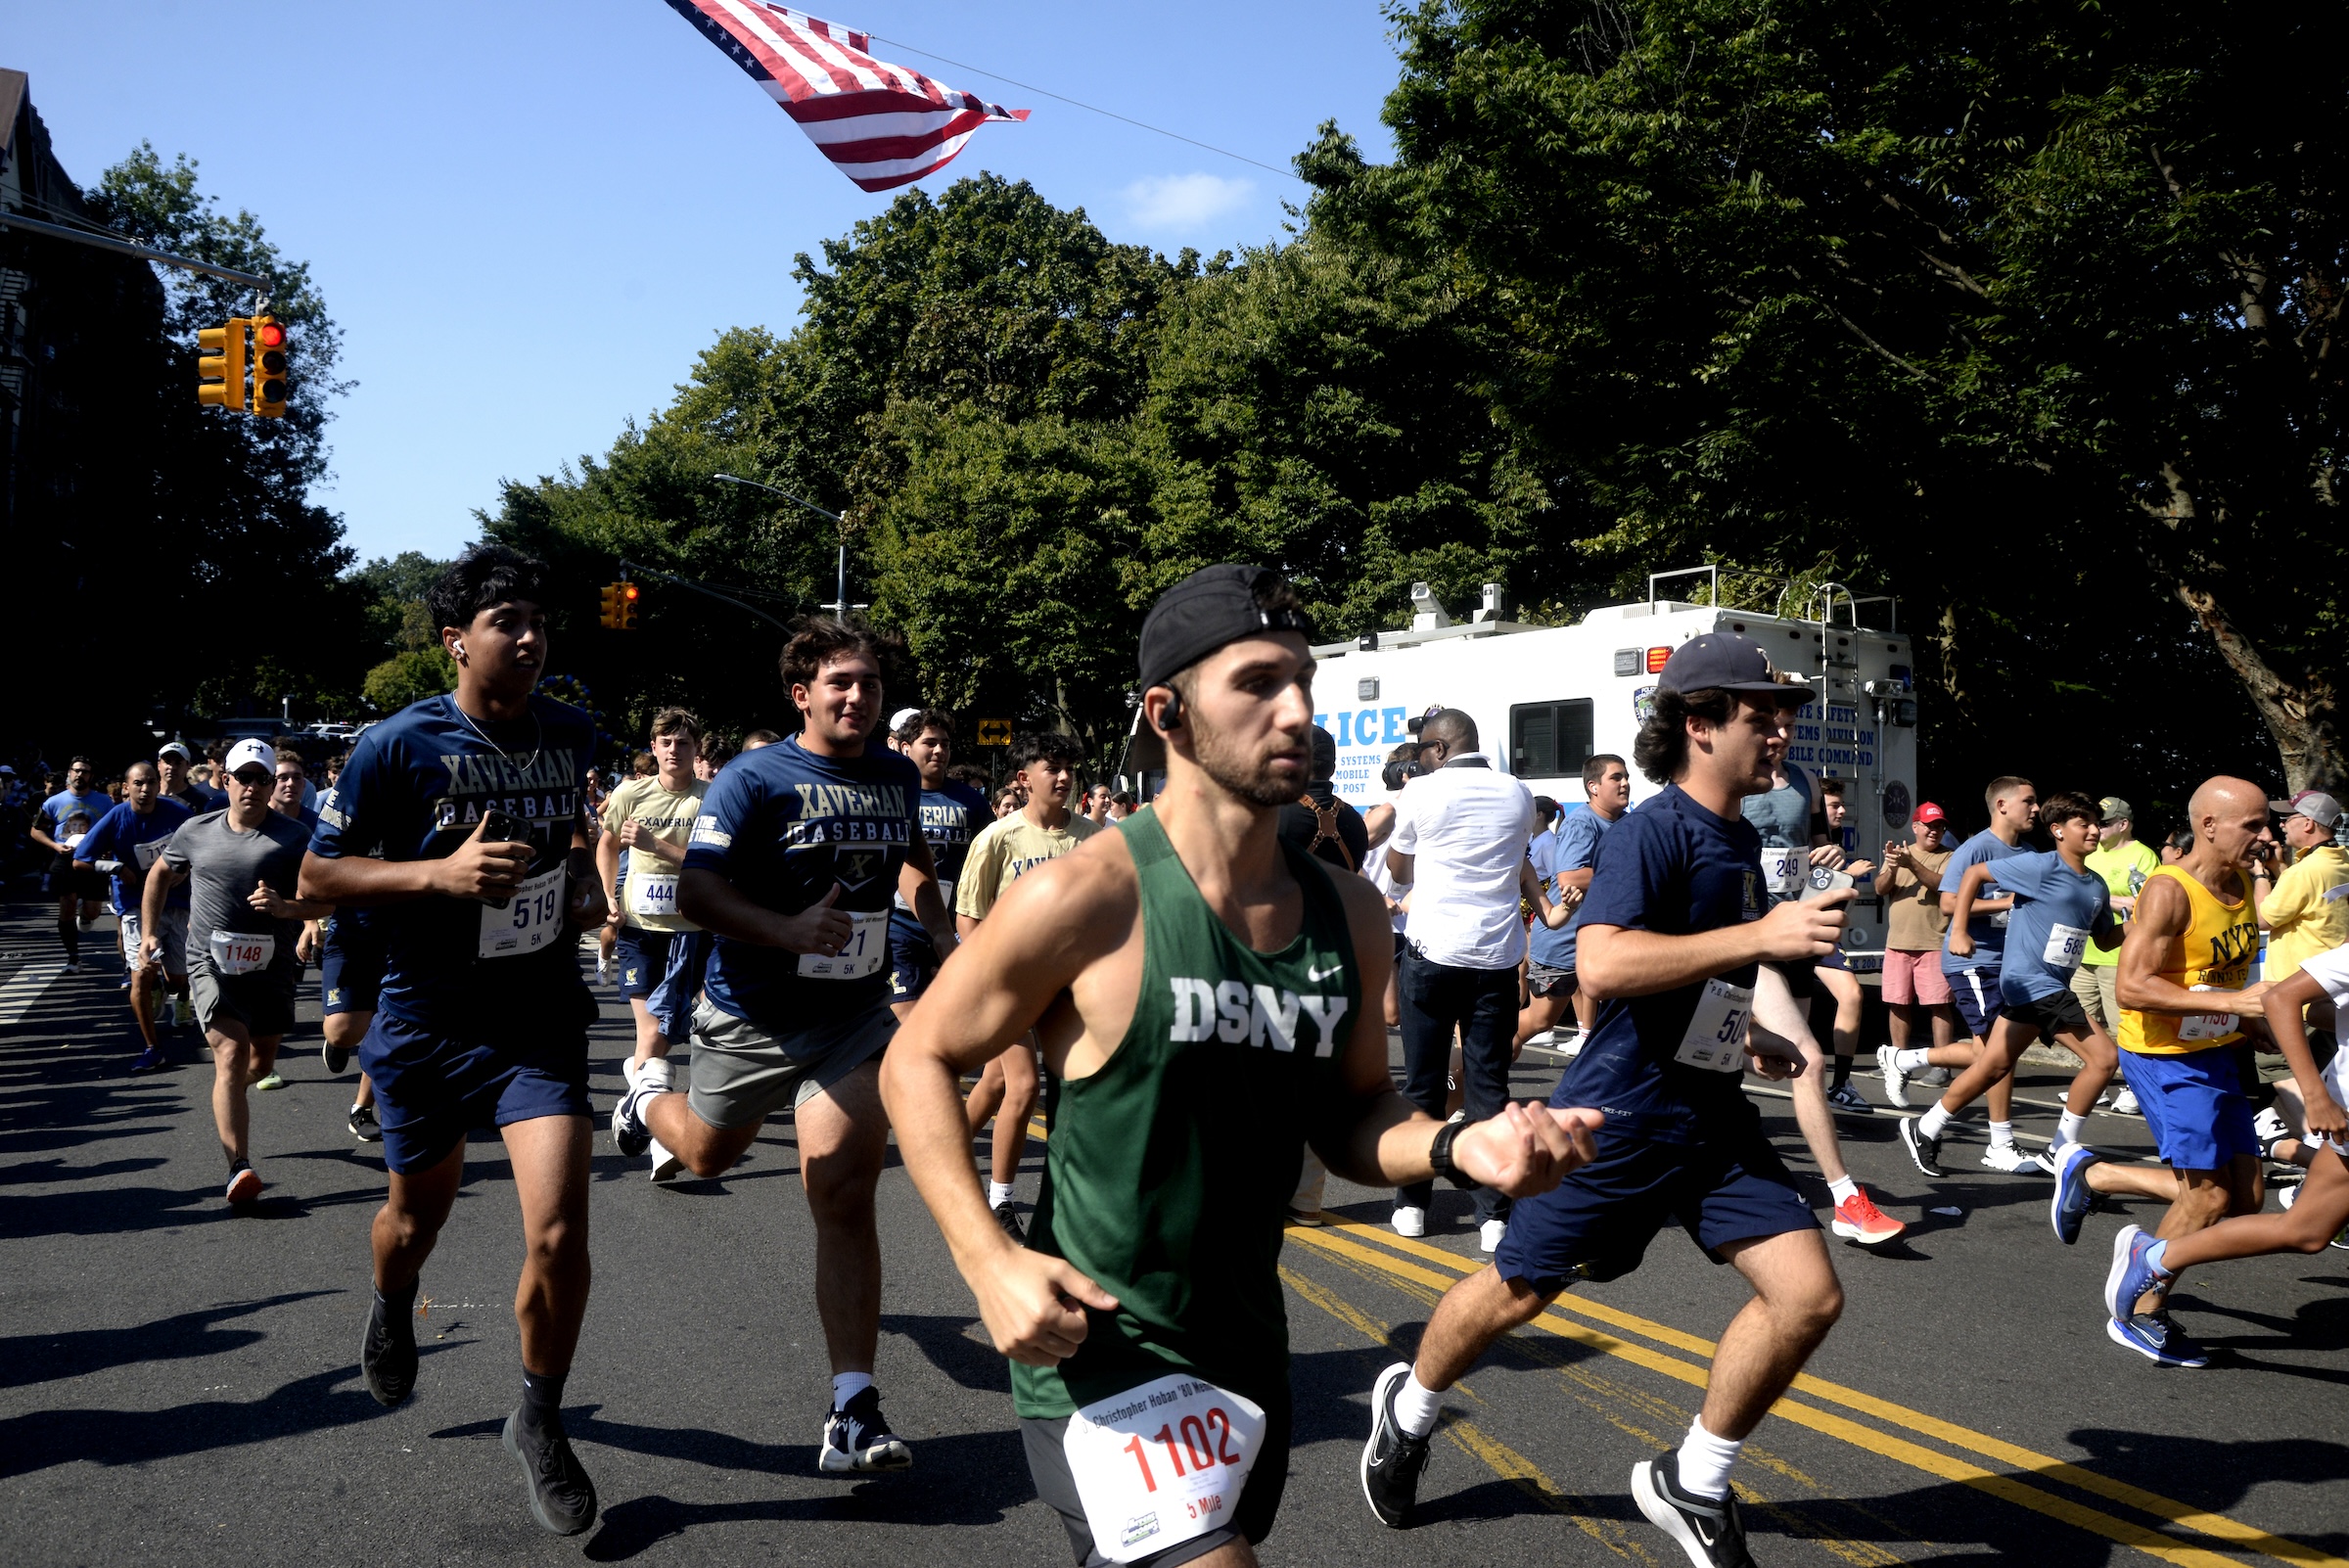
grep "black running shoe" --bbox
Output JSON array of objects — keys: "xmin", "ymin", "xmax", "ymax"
[
  {"xmin": 1633, "ymin": 1449, "xmax": 1755, "ymax": 1567},
  {"xmin": 324, "ymin": 1041, "xmax": 352, "ymax": 1074},
  {"xmin": 993, "ymin": 1200, "xmax": 1027, "ymax": 1246},
  {"xmin": 1899, "ymin": 1116, "xmax": 1947, "ymax": 1178},
  {"xmin": 820, "ymin": 1386, "xmax": 913, "ymax": 1473},
  {"xmin": 1360, "ymin": 1361, "xmax": 1433, "ymax": 1528},
  {"xmin": 360, "ymin": 1292, "xmax": 418, "ymax": 1407},
  {"xmin": 349, "ymin": 1104, "xmax": 383, "ymax": 1142},
  {"xmin": 502, "ymin": 1410, "xmax": 599, "ymax": 1535}
]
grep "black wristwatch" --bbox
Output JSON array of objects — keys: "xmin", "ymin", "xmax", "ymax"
[{"xmin": 1428, "ymin": 1112, "xmax": 1484, "ymax": 1191}]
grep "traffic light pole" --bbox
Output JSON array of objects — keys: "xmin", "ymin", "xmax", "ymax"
[
  {"xmin": 0, "ymin": 208, "xmax": 270, "ymax": 291},
  {"xmin": 616, "ymin": 557, "xmax": 795, "ymax": 633}
]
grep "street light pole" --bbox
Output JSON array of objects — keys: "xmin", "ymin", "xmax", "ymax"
[{"xmin": 713, "ymin": 472, "xmax": 853, "ymax": 619}]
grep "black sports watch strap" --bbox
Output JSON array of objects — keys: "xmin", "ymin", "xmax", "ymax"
[{"xmin": 1428, "ymin": 1113, "xmax": 1484, "ymax": 1191}]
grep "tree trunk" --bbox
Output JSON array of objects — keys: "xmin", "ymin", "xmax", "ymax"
[{"xmin": 2173, "ymin": 580, "xmax": 2344, "ymax": 793}]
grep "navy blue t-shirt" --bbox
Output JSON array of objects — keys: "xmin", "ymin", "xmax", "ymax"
[
  {"xmin": 1548, "ymin": 784, "xmax": 1767, "ymax": 1142},
  {"xmin": 309, "ymin": 693, "xmax": 595, "ymax": 1033},
  {"xmin": 80, "ymin": 798, "xmax": 193, "ymax": 914},
  {"xmin": 1939, "ymin": 829, "xmax": 2030, "ymax": 973},
  {"xmin": 685, "ymin": 734, "xmax": 922, "ymax": 1036},
  {"xmin": 891, "ymin": 779, "xmax": 992, "ymax": 946}
]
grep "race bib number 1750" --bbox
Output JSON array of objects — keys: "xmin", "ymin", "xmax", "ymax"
[{"xmin": 1062, "ymin": 1373, "xmax": 1267, "ymax": 1564}]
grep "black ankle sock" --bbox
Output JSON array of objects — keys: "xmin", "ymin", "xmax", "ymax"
[
  {"xmin": 521, "ymin": 1367, "xmax": 568, "ymax": 1432},
  {"xmin": 373, "ymin": 1277, "xmax": 418, "ymax": 1336},
  {"xmin": 58, "ymin": 920, "xmax": 77, "ymax": 960},
  {"xmin": 1829, "ymin": 1055, "xmax": 1853, "ymax": 1090}
]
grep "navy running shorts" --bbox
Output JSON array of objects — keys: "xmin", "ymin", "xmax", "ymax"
[
  {"xmin": 647, "ymin": 928, "xmax": 711, "ymax": 1045},
  {"xmin": 319, "ymin": 915, "xmax": 386, "ymax": 1018},
  {"xmin": 889, "ymin": 916, "xmax": 940, "ymax": 1005},
  {"xmin": 361, "ymin": 1011, "xmax": 593, "ymax": 1175},
  {"xmin": 2126, "ymin": 1046, "xmax": 2260, "ymax": 1173},
  {"xmin": 2002, "ymin": 986, "xmax": 2090, "ymax": 1041},
  {"xmin": 1493, "ymin": 1111, "xmax": 1818, "ymax": 1293},
  {"xmin": 1948, "ymin": 964, "xmax": 2004, "ymax": 1041},
  {"xmin": 615, "ymin": 925, "xmax": 676, "ymax": 1000}
]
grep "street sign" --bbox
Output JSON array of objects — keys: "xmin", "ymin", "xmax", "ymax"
[{"xmin": 976, "ymin": 718, "xmax": 1012, "ymax": 746}]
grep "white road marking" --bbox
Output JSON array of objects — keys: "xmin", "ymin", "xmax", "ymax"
[{"xmin": 0, "ymin": 962, "xmax": 68, "ymax": 1027}]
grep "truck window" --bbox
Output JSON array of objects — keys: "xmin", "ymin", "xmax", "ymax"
[{"xmin": 1510, "ymin": 700, "xmax": 1593, "ymax": 779}]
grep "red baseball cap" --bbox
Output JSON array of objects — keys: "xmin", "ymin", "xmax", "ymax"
[{"xmin": 1914, "ymin": 801, "xmax": 1949, "ymax": 825}]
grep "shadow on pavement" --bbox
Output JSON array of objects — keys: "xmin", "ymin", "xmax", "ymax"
[{"xmin": 0, "ymin": 1290, "xmax": 338, "ymax": 1389}]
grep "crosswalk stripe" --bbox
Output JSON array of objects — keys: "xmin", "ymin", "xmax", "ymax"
[{"xmin": 0, "ymin": 962, "xmax": 66, "ymax": 1027}]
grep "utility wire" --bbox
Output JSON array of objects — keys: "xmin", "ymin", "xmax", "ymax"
[{"xmin": 866, "ymin": 34, "xmax": 1305, "ymax": 184}]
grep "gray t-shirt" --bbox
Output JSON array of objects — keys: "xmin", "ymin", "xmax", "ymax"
[
  {"xmin": 1740, "ymin": 763, "xmax": 1815, "ymax": 907},
  {"xmin": 161, "ymin": 809, "xmax": 309, "ymax": 983}
]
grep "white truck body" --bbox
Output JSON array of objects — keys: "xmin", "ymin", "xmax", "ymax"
[{"xmin": 1307, "ymin": 582, "xmax": 1920, "ymax": 966}]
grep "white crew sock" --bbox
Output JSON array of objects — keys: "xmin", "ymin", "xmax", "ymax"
[
  {"xmin": 1394, "ymin": 1371, "xmax": 1445, "ymax": 1439},
  {"xmin": 1989, "ymin": 1120, "xmax": 2015, "ymax": 1148},
  {"xmin": 1675, "ymin": 1416, "xmax": 1743, "ymax": 1500},
  {"xmin": 989, "ymin": 1180, "xmax": 1016, "ymax": 1209},
  {"xmin": 832, "ymin": 1371, "xmax": 873, "ymax": 1408},
  {"xmin": 1917, "ymin": 1102, "xmax": 1954, "ymax": 1139},
  {"xmin": 1893, "ymin": 1047, "xmax": 1932, "ymax": 1074},
  {"xmin": 1827, "ymin": 1176, "xmax": 1859, "ymax": 1205},
  {"xmin": 2058, "ymin": 1110, "xmax": 2087, "ymax": 1145}
]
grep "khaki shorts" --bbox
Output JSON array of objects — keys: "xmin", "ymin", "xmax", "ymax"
[
  {"xmin": 686, "ymin": 996, "xmax": 894, "ymax": 1130},
  {"xmin": 121, "ymin": 906, "xmax": 189, "ymax": 977},
  {"xmin": 2070, "ymin": 962, "xmax": 2120, "ymax": 1035}
]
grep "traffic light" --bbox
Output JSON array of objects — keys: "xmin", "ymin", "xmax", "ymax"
[
  {"xmin": 197, "ymin": 317, "xmax": 248, "ymax": 408},
  {"xmin": 597, "ymin": 583, "xmax": 622, "ymax": 629},
  {"xmin": 618, "ymin": 581, "xmax": 640, "ymax": 630},
  {"xmin": 250, "ymin": 316, "xmax": 289, "ymax": 417}
]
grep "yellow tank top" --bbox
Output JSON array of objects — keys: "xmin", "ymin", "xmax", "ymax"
[{"xmin": 2116, "ymin": 864, "xmax": 2258, "ymax": 1054}]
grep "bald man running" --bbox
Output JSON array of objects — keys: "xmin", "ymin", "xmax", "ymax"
[{"xmin": 2091, "ymin": 776, "xmax": 2274, "ymax": 1367}]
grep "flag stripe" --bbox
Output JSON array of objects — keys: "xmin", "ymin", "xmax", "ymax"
[{"xmin": 668, "ymin": 0, "xmax": 1025, "ymax": 190}]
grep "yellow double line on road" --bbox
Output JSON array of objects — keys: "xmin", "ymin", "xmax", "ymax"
[{"xmin": 1284, "ymin": 1219, "xmax": 2343, "ymax": 1568}]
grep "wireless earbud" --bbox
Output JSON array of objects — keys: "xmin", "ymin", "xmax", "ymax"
[{"xmin": 1154, "ymin": 692, "xmax": 1184, "ymax": 733}]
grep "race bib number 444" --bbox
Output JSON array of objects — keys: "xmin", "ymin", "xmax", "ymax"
[{"xmin": 1063, "ymin": 1374, "xmax": 1267, "ymax": 1564}]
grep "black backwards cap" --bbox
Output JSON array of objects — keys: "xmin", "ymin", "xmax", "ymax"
[{"xmin": 1137, "ymin": 565, "xmax": 1315, "ymax": 691}]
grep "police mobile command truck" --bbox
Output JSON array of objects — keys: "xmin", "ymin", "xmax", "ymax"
[{"xmin": 1307, "ymin": 570, "xmax": 1919, "ymax": 970}]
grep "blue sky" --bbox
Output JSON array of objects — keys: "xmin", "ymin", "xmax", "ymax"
[{"xmin": 6, "ymin": 2, "xmax": 1404, "ymax": 564}]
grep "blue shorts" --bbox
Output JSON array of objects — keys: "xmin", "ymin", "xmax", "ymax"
[
  {"xmin": 1947, "ymin": 964, "xmax": 2003, "ymax": 1040},
  {"xmin": 615, "ymin": 925, "xmax": 675, "ymax": 999},
  {"xmin": 888, "ymin": 915, "xmax": 939, "ymax": 1005},
  {"xmin": 2125, "ymin": 1047, "xmax": 2260, "ymax": 1173},
  {"xmin": 1492, "ymin": 1111, "xmax": 1817, "ymax": 1292},
  {"xmin": 647, "ymin": 929, "xmax": 712, "ymax": 1044},
  {"xmin": 361, "ymin": 1011, "xmax": 593, "ymax": 1175},
  {"xmin": 319, "ymin": 915, "xmax": 386, "ymax": 1018}
]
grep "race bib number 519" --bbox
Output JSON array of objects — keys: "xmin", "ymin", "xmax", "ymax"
[{"xmin": 1063, "ymin": 1373, "xmax": 1266, "ymax": 1563}]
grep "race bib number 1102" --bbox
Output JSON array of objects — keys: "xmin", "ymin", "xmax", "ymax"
[{"xmin": 1062, "ymin": 1373, "xmax": 1267, "ymax": 1563}]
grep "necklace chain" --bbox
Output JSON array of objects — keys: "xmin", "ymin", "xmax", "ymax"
[{"xmin": 450, "ymin": 696, "xmax": 544, "ymax": 777}]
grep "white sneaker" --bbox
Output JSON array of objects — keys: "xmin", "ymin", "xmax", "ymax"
[
  {"xmin": 1980, "ymin": 1141, "xmax": 2050, "ymax": 1175},
  {"xmin": 1479, "ymin": 1219, "xmax": 1507, "ymax": 1254},
  {"xmin": 1555, "ymin": 1029, "xmax": 1585, "ymax": 1058},
  {"xmin": 597, "ymin": 958, "xmax": 612, "ymax": 984},
  {"xmin": 2280, "ymin": 1180, "xmax": 2301, "ymax": 1212},
  {"xmin": 1391, "ymin": 1206, "xmax": 1426, "ymax": 1239},
  {"xmin": 2113, "ymin": 1088, "xmax": 2140, "ymax": 1116},
  {"xmin": 1523, "ymin": 1029, "xmax": 1556, "ymax": 1050},
  {"xmin": 649, "ymin": 1136, "xmax": 683, "ymax": 1183},
  {"xmin": 1876, "ymin": 1044, "xmax": 1911, "ymax": 1109}
]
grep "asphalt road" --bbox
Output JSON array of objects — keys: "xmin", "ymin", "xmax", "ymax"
[{"xmin": 2, "ymin": 891, "xmax": 2344, "ymax": 1568}]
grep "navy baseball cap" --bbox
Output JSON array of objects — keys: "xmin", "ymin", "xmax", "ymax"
[
  {"xmin": 1137, "ymin": 564, "xmax": 1315, "ymax": 691},
  {"xmin": 1657, "ymin": 632, "xmax": 1804, "ymax": 701}
]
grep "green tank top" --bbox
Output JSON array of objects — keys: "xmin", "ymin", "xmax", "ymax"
[{"xmin": 1010, "ymin": 805, "xmax": 1361, "ymax": 1419}]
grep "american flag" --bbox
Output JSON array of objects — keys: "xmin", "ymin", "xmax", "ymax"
[{"xmin": 666, "ymin": 1, "xmax": 1031, "ymax": 192}]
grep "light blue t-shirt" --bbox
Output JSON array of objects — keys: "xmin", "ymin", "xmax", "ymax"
[
  {"xmin": 1995, "ymin": 851, "xmax": 2119, "ymax": 1003},
  {"xmin": 1740, "ymin": 765, "xmax": 1814, "ymax": 908},
  {"xmin": 1939, "ymin": 829, "xmax": 2031, "ymax": 973},
  {"xmin": 1536, "ymin": 806, "xmax": 1615, "ymax": 970}
]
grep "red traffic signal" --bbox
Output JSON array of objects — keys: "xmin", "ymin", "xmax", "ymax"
[{"xmin": 252, "ymin": 316, "xmax": 289, "ymax": 417}]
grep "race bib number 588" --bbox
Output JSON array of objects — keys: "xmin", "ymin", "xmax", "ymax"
[{"xmin": 1063, "ymin": 1373, "xmax": 1267, "ymax": 1563}]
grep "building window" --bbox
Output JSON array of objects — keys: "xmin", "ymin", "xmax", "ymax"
[{"xmin": 1510, "ymin": 700, "xmax": 1593, "ymax": 779}]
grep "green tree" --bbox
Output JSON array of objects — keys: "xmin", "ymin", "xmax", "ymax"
[
  {"xmin": 363, "ymin": 648, "xmax": 460, "ymax": 712},
  {"xmin": 1310, "ymin": 0, "xmax": 2349, "ymax": 799}
]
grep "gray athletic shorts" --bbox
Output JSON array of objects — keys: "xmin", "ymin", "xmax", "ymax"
[
  {"xmin": 686, "ymin": 996, "xmax": 894, "ymax": 1129},
  {"xmin": 189, "ymin": 957, "xmax": 297, "ymax": 1039},
  {"xmin": 120, "ymin": 906, "xmax": 189, "ymax": 977}
]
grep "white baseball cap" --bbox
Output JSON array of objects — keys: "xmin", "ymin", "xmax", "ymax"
[
  {"xmin": 889, "ymin": 707, "xmax": 923, "ymax": 735},
  {"xmin": 158, "ymin": 741, "xmax": 194, "ymax": 761},
  {"xmin": 224, "ymin": 738, "xmax": 278, "ymax": 779}
]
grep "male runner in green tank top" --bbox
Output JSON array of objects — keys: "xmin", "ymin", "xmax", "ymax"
[{"xmin": 883, "ymin": 564, "xmax": 1603, "ymax": 1568}]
